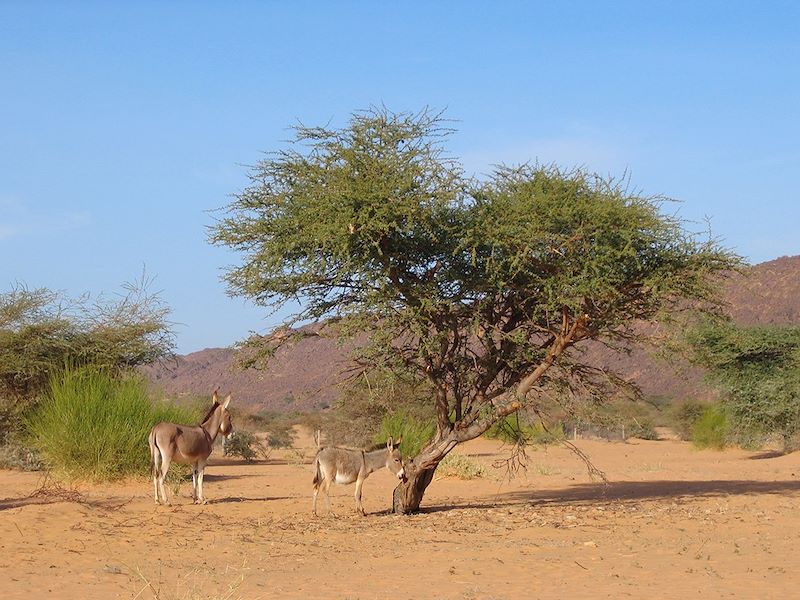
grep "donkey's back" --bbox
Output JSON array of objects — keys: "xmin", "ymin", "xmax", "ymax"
[
  {"xmin": 150, "ymin": 421, "xmax": 210, "ymax": 464},
  {"xmin": 313, "ymin": 447, "xmax": 364, "ymax": 486}
]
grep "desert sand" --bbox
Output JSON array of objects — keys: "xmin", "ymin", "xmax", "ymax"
[{"xmin": 1, "ymin": 430, "xmax": 799, "ymax": 599}]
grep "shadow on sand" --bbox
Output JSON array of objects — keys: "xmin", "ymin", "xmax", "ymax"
[{"xmin": 420, "ymin": 478, "xmax": 800, "ymax": 513}]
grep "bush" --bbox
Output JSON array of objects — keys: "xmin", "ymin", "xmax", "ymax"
[
  {"xmin": 692, "ymin": 404, "xmax": 728, "ymax": 450},
  {"xmin": 27, "ymin": 365, "xmax": 196, "ymax": 480},
  {"xmin": 437, "ymin": 454, "xmax": 488, "ymax": 479},
  {"xmin": 673, "ymin": 399, "xmax": 707, "ymax": 441},
  {"xmin": 0, "ymin": 281, "xmax": 174, "ymax": 444},
  {"xmin": 374, "ymin": 409, "xmax": 436, "ymax": 457},
  {"xmin": 223, "ymin": 430, "xmax": 269, "ymax": 462},
  {"xmin": 626, "ymin": 417, "xmax": 658, "ymax": 440}
]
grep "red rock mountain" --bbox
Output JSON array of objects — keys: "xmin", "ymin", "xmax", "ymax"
[{"xmin": 143, "ymin": 256, "xmax": 800, "ymax": 412}]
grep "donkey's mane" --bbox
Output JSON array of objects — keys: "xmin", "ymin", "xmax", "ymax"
[
  {"xmin": 199, "ymin": 401, "xmax": 220, "ymax": 425},
  {"xmin": 364, "ymin": 442, "xmax": 389, "ymax": 453}
]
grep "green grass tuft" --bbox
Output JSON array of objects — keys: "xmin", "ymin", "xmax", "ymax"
[
  {"xmin": 373, "ymin": 409, "xmax": 436, "ymax": 457},
  {"xmin": 692, "ymin": 404, "xmax": 728, "ymax": 450},
  {"xmin": 27, "ymin": 365, "xmax": 197, "ymax": 481}
]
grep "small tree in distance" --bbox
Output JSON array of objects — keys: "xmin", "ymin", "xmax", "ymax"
[
  {"xmin": 686, "ymin": 320, "xmax": 800, "ymax": 450},
  {"xmin": 211, "ymin": 108, "xmax": 740, "ymax": 513}
]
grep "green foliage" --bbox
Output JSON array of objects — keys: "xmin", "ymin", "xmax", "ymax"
[
  {"xmin": 266, "ymin": 422, "xmax": 297, "ymax": 449},
  {"xmin": 686, "ymin": 320, "xmax": 800, "ymax": 449},
  {"xmin": 318, "ymin": 368, "xmax": 435, "ymax": 448},
  {"xmin": 692, "ymin": 404, "xmax": 729, "ymax": 450},
  {"xmin": 27, "ymin": 365, "xmax": 196, "ymax": 481},
  {"xmin": 672, "ymin": 399, "xmax": 708, "ymax": 440},
  {"xmin": 0, "ymin": 279, "xmax": 174, "ymax": 443},
  {"xmin": 212, "ymin": 106, "xmax": 739, "ymax": 464},
  {"xmin": 485, "ymin": 414, "xmax": 565, "ymax": 445},
  {"xmin": 223, "ymin": 430, "xmax": 269, "ymax": 462},
  {"xmin": 374, "ymin": 409, "xmax": 436, "ymax": 457}
]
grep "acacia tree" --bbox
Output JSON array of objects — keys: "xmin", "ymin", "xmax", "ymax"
[
  {"xmin": 686, "ymin": 320, "xmax": 800, "ymax": 450},
  {"xmin": 211, "ymin": 108, "xmax": 738, "ymax": 513}
]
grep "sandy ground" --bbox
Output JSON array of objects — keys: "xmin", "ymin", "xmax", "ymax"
[{"xmin": 1, "ymin": 430, "xmax": 799, "ymax": 600}]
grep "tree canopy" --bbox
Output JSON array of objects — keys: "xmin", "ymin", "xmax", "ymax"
[
  {"xmin": 211, "ymin": 108, "xmax": 740, "ymax": 512},
  {"xmin": 686, "ymin": 320, "xmax": 800, "ymax": 450}
]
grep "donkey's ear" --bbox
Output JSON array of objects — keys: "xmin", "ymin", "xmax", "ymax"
[
  {"xmin": 394, "ymin": 436, "xmax": 403, "ymax": 449},
  {"xmin": 386, "ymin": 436, "xmax": 394, "ymax": 450},
  {"xmin": 222, "ymin": 394, "xmax": 232, "ymax": 409},
  {"xmin": 212, "ymin": 389, "xmax": 219, "ymax": 403}
]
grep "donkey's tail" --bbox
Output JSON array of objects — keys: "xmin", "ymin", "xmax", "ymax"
[
  {"xmin": 312, "ymin": 453, "xmax": 322, "ymax": 489},
  {"xmin": 148, "ymin": 428, "xmax": 160, "ymax": 478}
]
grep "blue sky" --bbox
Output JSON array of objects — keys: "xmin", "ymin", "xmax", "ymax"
[{"xmin": 1, "ymin": 1, "xmax": 798, "ymax": 353}]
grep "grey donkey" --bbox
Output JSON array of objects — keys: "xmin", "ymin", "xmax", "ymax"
[
  {"xmin": 312, "ymin": 435, "xmax": 404, "ymax": 516},
  {"xmin": 148, "ymin": 391, "xmax": 233, "ymax": 505}
]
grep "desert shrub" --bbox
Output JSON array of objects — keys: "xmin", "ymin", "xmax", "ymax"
[
  {"xmin": 0, "ymin": 281, "xmax": 174, "ymax": 444},
  {"xmin": 672, "ymin": 399, "xmax": 707, "ymax": 440},
  {"xmin": 374, "ymin": 409, "xmax": 436, "ymax": 457},
  {"xmin": 223, "ymin": 430, "xmax": 269, "ymax": 462},
  {"xmin": 267, "ymin": 425, "xmax": 297, "ymax": 449},
  {"xmin": 246, "ymin": 410, "xmax": 299, "ymax": 449},
  {"xmin": 626, "ymin": 417, "xmax": 658, "ymax": 440},
  {"xmin": 27, "ymin": 365, "xmax": 196, "ymax": 480},
  {"xmin": 692, "ymin": 404, "xmax": 728, "ymax": 450},
  {"xmin": 437, "ymin": 453, "xmax": 488, "ymax": 479}
]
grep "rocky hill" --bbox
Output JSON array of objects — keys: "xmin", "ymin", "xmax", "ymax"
[{"xmin": 143, "ymin": 256, "xmax": 800, "ymax": 412}]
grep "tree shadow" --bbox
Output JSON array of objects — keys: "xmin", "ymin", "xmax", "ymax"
[
  {"xmin": 207, "ymin": 457, "xmax": 272, "ymax": 467},
  {"xmin": 0, "ymin": 496, "xmax": 56, "ymax": 511},
  {"xmin": 747, "ymin": 450, "xmax": 787, "ymax": 460},
  {"xmin": 0, "ymin": 492, "xmax": 127, "ymax": 512},
  {"xmin": 209, "ymin": 495, "xmax": 294, "ymax": 504},
  {"xmin": 201, "ymin": 472, "xmax": 256, "ymax": 482},
  {"xmin": 420, "ymin": 479, "xmax": 800, "ymax": 513},
  {"xmin": 264, "ymin": 458, "xmax": 314, "ymax": 466}
]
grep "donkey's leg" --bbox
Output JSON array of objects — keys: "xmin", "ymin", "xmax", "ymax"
[
  {"xmin": 322, "ymin": 477, "xmax": 334, "ymax": 516},
  {"xmin": 151, "ymin": 446, "xmax": 162, "ymax": 504},
  {"xmin": 312, "ymin": 483, "xmax": 320, "ymax": 516},
  {"xmin": 158, "ymin": 456, "xmax": 172, "ymax": 506},
  {"xmin": 354, "ymin": 476, "xmax": 366, "ymax": 516},
  {"xmin": 196, "ymin": 462, "xmax": 206, "ymax": 504},
  {"xmin": 191, "ymin": 466, "xmax": 198, "ymax": 502}
]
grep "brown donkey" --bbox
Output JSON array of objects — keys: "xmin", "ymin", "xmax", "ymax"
[
  {"xmin": 148, "ymin": 391, "xmax": 233, "ymax": 505},
  {"xmin": 312, "ymin": 436, "xmax": 404, "ymax": 516}
]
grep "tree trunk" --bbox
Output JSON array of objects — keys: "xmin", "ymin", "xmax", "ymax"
[
  {"xmin": 392, "ymin": 434, "xmax": 457, "ymax": 514},
  {"xmin": 392, "ymin": 461, "xmax": 437, "ymax": 514}
]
